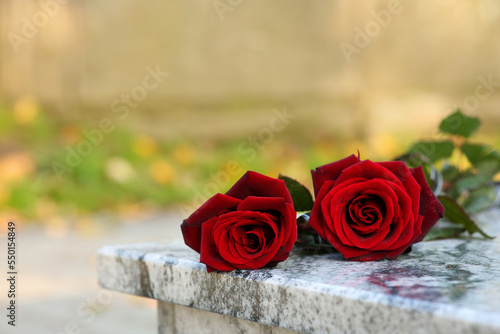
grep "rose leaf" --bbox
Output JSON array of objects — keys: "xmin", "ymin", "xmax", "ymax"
[
  {"xmin": 439, "ymin": 109, "xmax": 481, "ymax": 138},
  {"xmin": 461, "ymin": 143, "xmax": 500, "ymax": 164},
  {"xmin": 462, "ymin": 186, "xmax": 496, "ymax": 214},
  {"xmin": 424, "ymin": 226, "xmax": 467, "ymax": 241},
  {"xmin": 441, "ymin": 163, "xmax": 460, "ymax": 182},
  {"xmin": 461, "ymin": 143, "xmax": 500, "ymax": 175},
  {"xmin": 409, "ymin": 140, "xmax": 454, "ymax": 162},
  {"xmin": 437, "ymin": 194, "xmax": 494, "ymax": 239},
  {"xmin": 279, "ymin": 174, "xmax": 314, "ymax": 212},
  {"xmin": 454, "ymin": 173, "xmax": 491, "ymax": 193}
]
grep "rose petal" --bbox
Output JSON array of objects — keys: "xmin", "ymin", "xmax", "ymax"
[
  {"xmin": 309, "ymin": 157, "xmax": 443, "ymax": 262},
  {"xmin": 334, "ymin": 160, "xmax": 405, "ymax": 189},
  {"xmin": 348, "ymin": 252, "xmax": 388, "ymax": 261},
  {"xmin": 311, "ymin": 154, "xmax": 361, "ymax": 196},
  {"xmin": 333, "ymin": 167, "xmax": 416, "ymax": 252},
  {"xmin": 225, "ymin": 171, "xmax": 293, "ymax": 205},
  {"xmin": 410, "ymin": 167, "xmax": 445, "ymax": 243},
  {"xmin": 237, "ymin": 196, "xmax": 297, "ymax": 254},
  {"xmin": 349, "ymin": 195, "xmax": 385, "ymax": 233},
  {"xmin": 324, "ymin": 179, "xmax": 402, "ymax": 248},
  {"xmin": 269, "ymin": 248, "xmax": 292, "ymax": 264},
  {"xmin": 200, "ymin": 216, "xmax": 236, "ymax": 272},
  {"xmin": 377, "ymin": 161, "xmax": 421, "ymax": 223},
  {"xmin": 212, "ymin": 211, "xmax": 282, "ymax": 269},
  {"xmin": 181, "ymin": 193, "xmax": 241, "ymax": 253},
  {"xmin": 308, "ymin": 180, "xmax": 338, "ymax": 241},
  {"xmin": 213, "ymin": 212, "xmax": 278, "ymax": 257},
  {"xmin": 331, "ymin": 183, "xmax": 392, "ymax": 249},
  {"xmin": 353, "ymin": 216, "xmax": 424, "ymax": 261},
  {"xmin": 369, "ymin": 185, "xmax": 412, "ymax": 250}
]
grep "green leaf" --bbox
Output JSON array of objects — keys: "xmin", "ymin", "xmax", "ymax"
[
  {"xmin": 424, "ymin": 226, "xmax": 466, "ymax": 241},
  {"xmin": 454, "ymin": 173, "xmax": 490, "ymax": 193},
  {"xmin": 395, "ymin": 152, "xmax": 442, "ymax": 194},
  {"xmin": 279, "ymin": 174, "xmax": 314, "ymax": 212},
  {"xmin": 395, "ymin": 152, "xmax": 428, "ymax": 168},
  {"xmin": 437, "ymin": 195, "xmax": 493, "ymax": 239},
  {"xmin": 476, "ymin": 160, "xmax": 500, "ymax": 178},
  {"xmin": 476, "ymin": 160, "xmax": 500, "ymax": 176},
  {"xmin": 409, "ymin": 140, "xmax": 454, "ymax": 162},
  {"xmin": 441, "ymin": 164, "xmax": 460, "ymax": 182},
  {"xmin": 462, "ymin": 186, "xmax": 496, "ymax": 214},
  {"xmin": 461, "ymin": 143, "xmax": 500, "ymax": 176},
  {"xmin": 461, "ymin": 143, "xmax": 500, "ymax": 165},
  {"xmin": 439, "ymin": 109, "xmax": 480, "ymax": 138}
]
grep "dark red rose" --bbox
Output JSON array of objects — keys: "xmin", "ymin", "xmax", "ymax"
[
  {"xmin": 308, "ymin": 154, "xmax": 444, "ymax": 261},
  {"xmin": 181, "ymin": 171, "xmax": 297, "ymax": 272}
]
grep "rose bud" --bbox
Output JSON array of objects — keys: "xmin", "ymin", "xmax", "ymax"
[
  {"xmin": 181, "ymin": 171, "xmax": 297, "ymax": 272},
  {"xmin": 308, "ymin": 154, "xmax": 444, "ymax": 261}
]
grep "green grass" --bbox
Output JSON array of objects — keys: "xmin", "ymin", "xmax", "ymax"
[
  {"xmin": 0, "ymin": 102, "xmax": 332, "ymax": 223},
  {"xmin": 2, "ymin": 101, "xmax": 498, "ymax": 225}
]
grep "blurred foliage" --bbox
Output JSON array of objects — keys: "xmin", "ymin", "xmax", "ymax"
[
  {"xmin": 2, "ymin": 99, "xmax": 499, "ymax": 235},
  {"xmin": 0, "ymin": 100, "xmax": 352, "ymax": 225},
  {"xmin": 0, "ymin": 99, "xmax": 193, "ymax": 223},
  {"xmin": 400, "ymin": 109, "xmax": 499, "ymax": 240}
]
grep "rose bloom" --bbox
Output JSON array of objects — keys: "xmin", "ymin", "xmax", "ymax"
[
  {"xmin": 181, "ymin": 171, "xmax": 297, "ymax": 272},
  {"xmin": 308, "ymin": 154, "xmax": 444, "ymax": 261}
]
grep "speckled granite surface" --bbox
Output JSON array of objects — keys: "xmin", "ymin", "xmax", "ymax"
[
  {"xmin": 97, "ymin": 209, "xmax": 500, "ymax": 334},
  {"xmin": 158, "ymin": 302, "xmax": 297, "ymax": 334}
]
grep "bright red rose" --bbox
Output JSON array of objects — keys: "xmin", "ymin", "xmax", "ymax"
[
  {"xmin": 181, "ymin": 171, "xmax": 297, "ymax": 272},
  {"xmin": 308, "ymin": 154, "xmax": 444, "ymax": 261}
]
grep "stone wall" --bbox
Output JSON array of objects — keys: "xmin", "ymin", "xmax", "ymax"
[{"xmin": 1, "ymin": 0, "xmax": 500, "ymax": 133}]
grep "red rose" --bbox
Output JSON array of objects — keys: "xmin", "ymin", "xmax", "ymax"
[
  {"xmin": 308, "ymin": 154, "xmax": 444, "ymax": 261},
  {"xmin": 181, "ymin": 171, "xmax": 297, "ymax": 272}
]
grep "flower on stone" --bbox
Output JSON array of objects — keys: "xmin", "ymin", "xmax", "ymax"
[
  {"xmin": 181, "ymin": 171, "xmax": 297, "ymax": 272},
  {"xmin": 308, "ymin": 154, "xmax": 444, "ymax": 261}
]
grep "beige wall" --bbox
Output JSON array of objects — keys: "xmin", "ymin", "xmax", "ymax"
[{"xmin": 1, "ymin": 0, "xmax": 499, "ymax": 137}]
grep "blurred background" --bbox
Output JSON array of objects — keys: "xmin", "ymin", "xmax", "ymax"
[{"xmin": 0, "ymin": 0, "xmax": 500, "ymax": 332}]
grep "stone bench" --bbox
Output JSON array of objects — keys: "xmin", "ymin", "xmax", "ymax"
[{"xmin": 97, "ymin": 209, "xmax": 500, "ymax": 334}]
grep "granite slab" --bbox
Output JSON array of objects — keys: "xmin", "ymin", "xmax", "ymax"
[
  {"xmin": 97, "ymin": 209, "xmax": 500, "ymax": 334},
  {"xmin": 158, "ymin": 302, "xmax": 297, "ymax": 334}
]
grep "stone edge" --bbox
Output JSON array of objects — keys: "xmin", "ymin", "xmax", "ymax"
[{"xmin": 97, "ymin": 243, "xmax": 500, "ymax": 334}]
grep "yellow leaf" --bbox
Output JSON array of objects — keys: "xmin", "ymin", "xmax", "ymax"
[
  {"xmin": 133, "ymin": 135, "xmax": 158, "ymax": 158},
  {"xmin": 149, "ymin": 160, "xmax": 176, "ymax": 185},
  {"xmin": 173, "ymin": 144, "xmax": 196, "ymax": 166}
]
